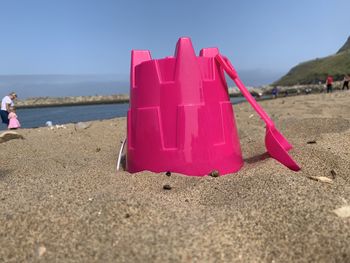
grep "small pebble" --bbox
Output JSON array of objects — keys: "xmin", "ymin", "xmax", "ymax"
[
  {"xmin": 165, "ymin": 171, "xmax": 171, "ymax": 177},
  {"xmin": 307, "ymin": 140, "xmax": 317, "ymax": 144},
  {"xmin": 333, "ymin": 206, "xmax": 350, "ymax": 218},
  {"xmin": 37, "ymin": 246, "xmax": 46, "ymax": 257},
  {"xmin": 330, "ymin": 169, "xmax": 337, "ymax": 179},
  {"xmin": 96, "ymin": 147, "xmax": 101, "ymax": 152},
  {"xmin": 163, "ymin": 184, "xmax": 172, "ymax": 190},
  {"xmin": 209, "ymin": 170, "xmax": 220, "ymax": 177},
  {"xmin": 125, "ymin": 213, "xmax": 130, "ymax": 218}
]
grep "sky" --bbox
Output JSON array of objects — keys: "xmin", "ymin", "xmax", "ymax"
[{"xmin": 0, "ymin": 0, "xmax": 349, "ymax": 96}]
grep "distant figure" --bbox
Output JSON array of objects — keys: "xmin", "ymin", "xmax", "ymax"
[
  {"xmin": 1, "ymin": 92, "xmax": 17, "ymax": 125},
  {"xmin": 342, "ymin": 74, "xmax": 349, "ymax": 90},
  {"xmin": 326, "ymin": 76, "xmax": 333, "ymax": 93},
  {"xmin": 272, "ymin": 86, "xmax": 278, "ymax": 99},
  {"xmin": 7, "ymin": 106, "xmax": 21, "ymax": 130}
]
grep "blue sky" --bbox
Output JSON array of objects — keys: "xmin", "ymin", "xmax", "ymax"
[{"xmin": 0, "ymin": 0, "xmax": 349, "ymax": 76}]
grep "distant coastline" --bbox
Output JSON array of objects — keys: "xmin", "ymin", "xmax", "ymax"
[
  {"xmin": 16, "ymin": 94, "xmax": 129, "ymax": 109},
  {"xmin": 15, "ymin": 92, "xmax": 249, "ymax": 109},
  {"xmin": 14, "ymin": 81, "xmax": 344, "ymax": 109}
]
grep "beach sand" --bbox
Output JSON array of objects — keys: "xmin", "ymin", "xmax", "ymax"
[{"xmin": 1, "ymin": 92, "xmax": 350, "ymax": 262}]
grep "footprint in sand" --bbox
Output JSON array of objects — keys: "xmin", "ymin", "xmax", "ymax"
[{"xmin": 0, "ymin": 131, "xmax": 24, "ymax": 144}]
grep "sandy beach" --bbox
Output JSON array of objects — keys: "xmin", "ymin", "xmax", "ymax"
[{"xmin": 1, "ymin": 92, "xmax": 350, "ymax": 262}]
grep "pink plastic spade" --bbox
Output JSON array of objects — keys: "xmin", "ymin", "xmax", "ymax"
[{"xmin": 215, "ymin": 54, "xmax": 300, "ymax": 171}]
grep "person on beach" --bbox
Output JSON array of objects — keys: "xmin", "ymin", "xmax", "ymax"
[
  {"xmin": 326, "ymin": 75, "xmax": 333, "ymax": 93},
  {"xmin": 7, "ymin": 106, "xmax": 21, "ymax": 130},
  {"xmin": 272, "ymin": 86, "xmax": 278, "ymax": 99},
  {"xmin": 1, "ymin": 92, "xmax": 17, "ymax": 126},
  {"xmin": 342, "ymin": 74, "xmax": 349, "ymax": 90}
]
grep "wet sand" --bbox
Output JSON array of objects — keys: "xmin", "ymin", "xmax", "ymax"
[{"xmin": 0, "ymin": 92, "xmax": 350, "ymax": 262}]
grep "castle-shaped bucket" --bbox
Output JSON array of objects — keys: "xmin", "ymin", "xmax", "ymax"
[{"xmin": 127, "ymin": 37, "xmax": 243, "ymax": 176}]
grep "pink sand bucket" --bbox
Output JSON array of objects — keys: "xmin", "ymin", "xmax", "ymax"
[
  {"xmin": 127, "ymin": 37, "xmax": 243, "ymax": 176},
  {"xmin": 125, "ymin": 37, "xmax": 300, "ymax": 176}
]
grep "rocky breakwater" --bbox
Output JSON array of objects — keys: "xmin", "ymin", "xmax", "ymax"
[
  {"xmin": 228, "ymin": 86, "xmax": 265, "ymax": 97},
  {"xmin": 15, "ymin": 81, "xmax": 344, "ymax": 109},
  {"xmin": 262, "ymin": 81, "xmax": 344, "ymax": 96},
  {"xmin": 228, "ymin": 81, "xmax": 344, "ymax": 99},
  {"xmin": 16, "ymin": 94, "xmax": 130, "ymax": 108}
]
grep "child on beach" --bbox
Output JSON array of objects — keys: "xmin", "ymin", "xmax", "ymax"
[{"xmin": 8, "ymin": 106, "xmax": 21, "ymax": 129}]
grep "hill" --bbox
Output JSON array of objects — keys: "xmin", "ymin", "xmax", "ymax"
[{"xmin": 275, "ymin": 36, "xmax": 350, "ymax": 86}]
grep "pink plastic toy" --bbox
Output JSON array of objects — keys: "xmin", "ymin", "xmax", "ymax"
[
  {"xmin": 126, "ymin": 37, "xmax": 300, "ymax": 176},
  {"xmin": 127, "ymin": 37, "xmax": 243, "ymax": 176},
  {"xmin": 215, "ymin": 54, "xmax": 300, "ymax": 171}
]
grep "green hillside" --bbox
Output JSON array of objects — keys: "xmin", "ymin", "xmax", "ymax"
[{"xmin": 275, "ymin": 37, "xmax": 350, "ymax": 86}]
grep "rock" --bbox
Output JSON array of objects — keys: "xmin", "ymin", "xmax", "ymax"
[
  {"xmin": 330, "ymin": 169, "xmax": 337, "ymax": 179},
  {"xmin": 37, "ymin": 246, "xmax": 46, "ymax": 257},
  {"xmin": 333, "ymin": 206, "xmax": 350, "ymax": 218},
  {"xmin": 209, "ymin": 170, "xmax": 220, "ymax": 177},
  {"xmin": 163, "ymin": 184, "xmax": 172, "ymax": 190},
  {"xmin": 74, "ymin": 122, "xmax": 91, "ymax": 130},
  {"xmin": 55, "ymin": 124, "xmax": 66, "ymax": 129},
  {"xmin": 165, "ymin": 171, "xmax": 171, "ymax": 177},
  {"xmin": 0, "ymin": 131, "xmax": 24, "ymax": 144},
  {"xmin": 307, "ymin": 140, "xmax": 317, "ymax": 144}
]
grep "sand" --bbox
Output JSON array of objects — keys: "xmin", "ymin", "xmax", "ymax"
[{"xmin": 0, "ymin": 92, "xmax": 350, "ymax": 263}]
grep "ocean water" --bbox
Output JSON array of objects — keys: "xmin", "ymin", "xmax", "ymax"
[{"xmin": 0, "ymin": 97, "xmax": 249, "ymax": 130}]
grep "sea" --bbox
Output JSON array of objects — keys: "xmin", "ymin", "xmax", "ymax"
[{"xmin": 0, "ymin": 97, "xmax": 248, "ymax": 130}]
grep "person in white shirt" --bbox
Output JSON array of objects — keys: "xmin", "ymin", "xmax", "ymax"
[{"xmin": 1, "ymin": 92, "xmax": 17, "ymax": 125}]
